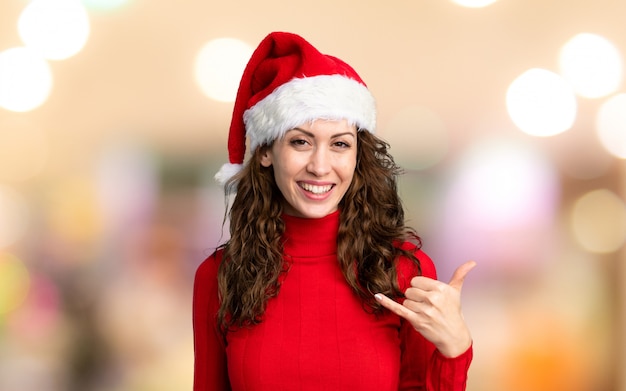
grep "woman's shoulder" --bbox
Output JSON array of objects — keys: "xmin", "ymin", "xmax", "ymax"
[
  {"xmin": 395, "ymin": 241, "xmax": 438, "ymax": 290},
  {"xmin": 195, "ymin": 248, "xmax": 225, "ymax": 283}
]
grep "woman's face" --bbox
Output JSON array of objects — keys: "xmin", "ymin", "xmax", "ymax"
[{"xmin": 260, "ymin": 119, "xmax": 357, "ymax": 219}]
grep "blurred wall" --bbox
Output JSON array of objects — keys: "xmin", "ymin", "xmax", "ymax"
[{"xmin": 0, "ymin": 0, "xmax": 625, "ymax": 390}]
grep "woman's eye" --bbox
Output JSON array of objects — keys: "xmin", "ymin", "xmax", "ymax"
[
  {"xmin": 290, "ymin": 139, "xmax": 308, "ymax": 146},
  {"xmin": 334, "ymin": 141, "xmax": 351, "ymax": 148}
]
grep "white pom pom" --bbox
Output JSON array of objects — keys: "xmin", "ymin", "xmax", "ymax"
[{"xmin": 214, "ymin": 163, "xmax": 244, "ymax": 188}]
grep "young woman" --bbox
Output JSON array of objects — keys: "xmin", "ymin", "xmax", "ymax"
[{"xmin": 193, "ymin": 31, "xmax": 475, "ymax": 391}]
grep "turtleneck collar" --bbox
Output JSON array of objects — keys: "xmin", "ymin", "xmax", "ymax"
[{"xmin": 282, "ymin": 209, "xmax": 339, "ymax": 258}]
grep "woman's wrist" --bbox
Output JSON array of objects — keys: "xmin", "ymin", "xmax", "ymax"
[{"xmin": 436, "ymin": 330, "xmax": 472, "ymax": 358}]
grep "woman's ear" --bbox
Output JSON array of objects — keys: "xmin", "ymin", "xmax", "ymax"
[{"xmin": 259, "ymin": 146, "xmax": 273, "ymax": 167}]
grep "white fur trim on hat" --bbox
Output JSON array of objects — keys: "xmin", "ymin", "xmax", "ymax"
[
  {"xmin": 214, "ymin": 162, "xmax": 244, "ymax": 188},
  {"xmin": 243, "ymin": 74, "xmax": 376, "ymax": 152}
]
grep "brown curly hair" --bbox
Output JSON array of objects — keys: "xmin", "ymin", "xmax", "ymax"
[{"xmin": 216, "ymin": 130, "xmax": 421, "ymax": 333}]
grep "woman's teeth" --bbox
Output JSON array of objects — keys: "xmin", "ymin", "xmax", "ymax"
[{"xmin": 299, "ymin": 182, "xmax": 332, "ymax": 194}]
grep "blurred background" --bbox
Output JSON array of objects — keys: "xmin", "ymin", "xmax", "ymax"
[{"xmin": 0, "ymin": 0, "xmax": 625, "ymax": 390}]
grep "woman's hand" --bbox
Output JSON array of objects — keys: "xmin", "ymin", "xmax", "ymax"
[{"xmin": 375, "ymin": 261, "xmax": 476, "ymax": 358}]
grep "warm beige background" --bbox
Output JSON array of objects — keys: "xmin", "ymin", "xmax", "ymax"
[{"xmin": 0, "ymin": 0, "xmax": 624, "ymax": 390}]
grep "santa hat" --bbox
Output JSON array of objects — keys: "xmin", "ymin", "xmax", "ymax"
[{"xmin": 215, "ymin": 31, "xmax": 377, "ymax": 187}]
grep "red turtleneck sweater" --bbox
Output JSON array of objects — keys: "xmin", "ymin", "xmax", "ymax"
[{"xmin": 193, "ymin": 211, "xmax": 472, "ymax": 390}]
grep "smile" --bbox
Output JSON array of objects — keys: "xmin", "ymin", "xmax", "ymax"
[{"xmin": 298, "ymin": 182, "xmax": 333, "ymax": 194}]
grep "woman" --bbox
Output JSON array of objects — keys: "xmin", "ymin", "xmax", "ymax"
[{"xmin": 193, "ymin": 31, "xmax": 475, "ymax": 390}]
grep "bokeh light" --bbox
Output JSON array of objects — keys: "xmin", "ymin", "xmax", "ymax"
[
  {"xmin": 0, "ymin": 186, "xmax": 29, "ymax": 248},
  {"xmin": 18, "ymin": 0, "xmax": 91, "ymax": 61},
  {"xmin": 559, "ymin": 33, "xmax": 623, "ymax": 99},
  {"xmin": 6, "ymin": 274, "xmax": 61, "ymax": 339},
  {"xmin": 0, "ymin": 47, "xmax": 53, "ymax": 112},
  {"xmin": 596, "ymin": 93, "xmax": 626, "ymax": 159},
  {"xmin": 194, "ymin": 37, "xmax": 253, "ymax": 102},
  {"xmin": 434, "ymin": 137, "xmax": 560, "ymax": 277},
  {"xmin": 447, "ymin": 137, "xmax": 559, "ymax": 230},
  {"xmin": 383, "ymin": 105, "xmax": 448, "ymax": 170},
  {"xmin": 506, "ymin": 68, "xmax": 577, "ymax": 137},
  {"xmin": 451, "ymin": 0, "xmax": 498, "ymax": 8},
  {"xmin": 82, "ymin": 0, "xmax": 130, "ymax": 11},
  {"xmin": 0, "ymin": 118, "xmax": 49, "ymax": 182},
  {"xmin": 0, "ymin": 253, "xmax": 31, "ymax": 316},
  {"xmin": 571, "ymin": 189, "xmax": 626, "ymax": 254},
  {"xmin": 497, "ymin": 299, "xmax": 597, "ymax": 391}
]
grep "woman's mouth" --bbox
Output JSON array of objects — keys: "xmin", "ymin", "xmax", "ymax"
[{"xmin": 298, "ymin": 182, "xmax": 333, "ymax": 194}]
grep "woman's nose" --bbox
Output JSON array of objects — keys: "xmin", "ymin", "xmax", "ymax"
[{"xmin": 307, "ymin": 147, "xmax": 331, "ymax": 176}]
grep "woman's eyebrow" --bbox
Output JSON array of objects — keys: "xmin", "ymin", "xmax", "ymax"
[
  {"xmin": 331, "ymin": 132, "xmax": 356, "ymax": 139},
  {"xmin": 288, "ymin": 128, "xmax": 356, "ymax": 139},
  {"xmin": 288, "ymin": 128, "xmax": 315, "ymax": 137}
]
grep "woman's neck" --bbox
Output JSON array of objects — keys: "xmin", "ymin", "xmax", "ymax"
[{"xmin": 281, "ymin": 210, "xmax": 340, "ymax": 257}]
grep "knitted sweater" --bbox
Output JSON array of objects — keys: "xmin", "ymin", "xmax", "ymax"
[{"xmin": 193, "ymin": 210, "xmax": 472, "ymax": 390}]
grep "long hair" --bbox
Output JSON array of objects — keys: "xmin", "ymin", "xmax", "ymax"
[{"xmin": 216, "ymin": 130, "xmax": 421, "ymax": 333}]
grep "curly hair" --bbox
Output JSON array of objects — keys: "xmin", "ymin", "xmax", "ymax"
[{"xmin": 216, "ymin": 130, "xmax": 421, "ymax": 333}]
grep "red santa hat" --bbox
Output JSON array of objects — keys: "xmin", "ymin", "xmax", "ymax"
[{"xmin": 215, "ymin": 31, "xmax": 377, "ymax": 187}]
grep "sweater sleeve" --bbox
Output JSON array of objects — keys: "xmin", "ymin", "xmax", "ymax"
[
  {"xmin": 192, "ymin": 253, "xmax": 231, "ymax": 391},
  {"xmin": 397, "ymin": 249, "xmax": 473, "ymax": 391}
]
